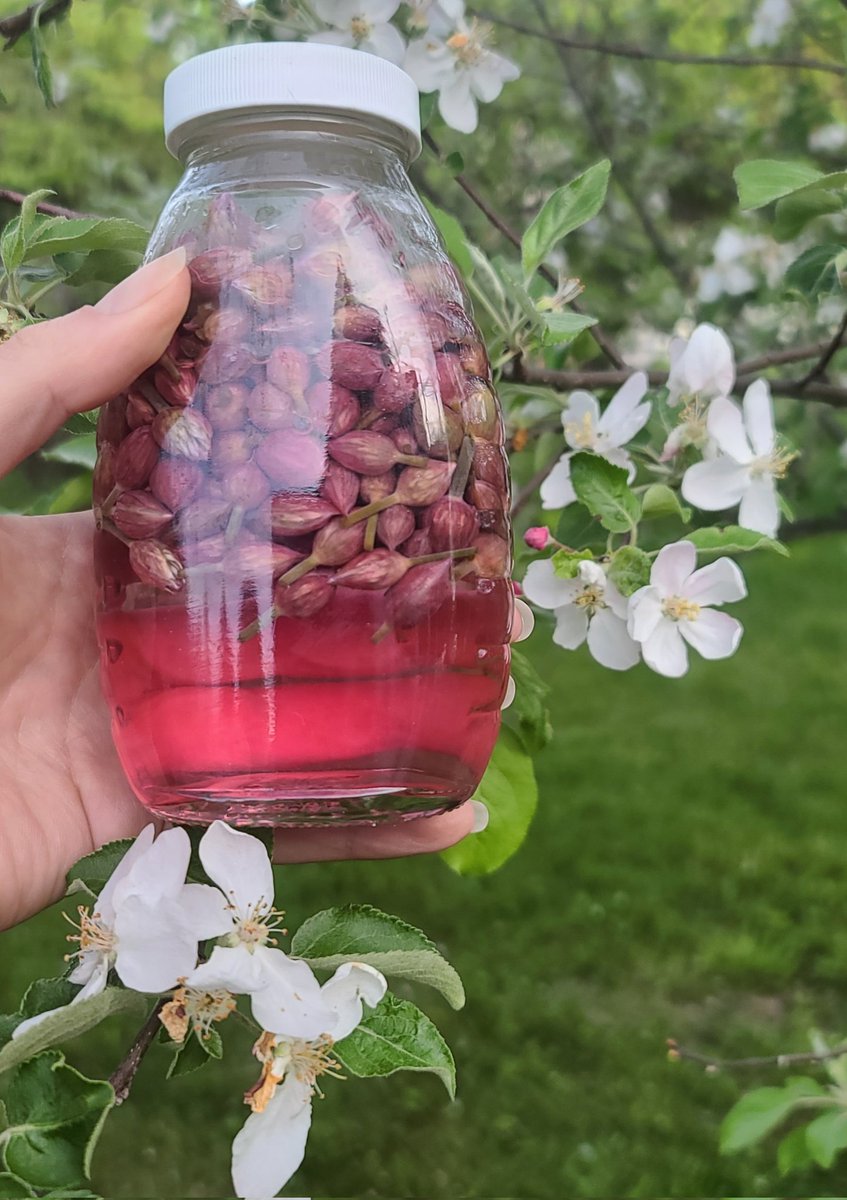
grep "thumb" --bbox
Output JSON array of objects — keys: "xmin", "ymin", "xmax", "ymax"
[{"xmin": 0, "ymin": 247, "xmax": 191, "ymax": 476}]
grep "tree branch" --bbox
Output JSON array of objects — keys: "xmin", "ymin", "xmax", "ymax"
[
  {"xmin": 0, "ymin": 0, "xmax": 71, "ymax": 50},
  {"xmin": 668, "ymin": 1037, "xmax": 847, "ymax": 1071},
  {"xmin": 797, "ymin": 310, "xmax": 847, "ymax": 387},
  {"xmin": 0, "ymin": 187, "xmax": 88, "ymax": 219},
  {"xmin": 109, "ymin": 1000, "xmax": 165, "ymax": 1105},
  {"xmin": 476, "ymin": 10, "xmax": 847, "ymax": 77}
]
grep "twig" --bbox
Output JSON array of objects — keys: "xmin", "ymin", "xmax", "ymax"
[
  {"xmin": 0, "ymin": 0, "xmax": 71, "ymax": 50},
  {"xmin": 668, "ymin": 1037, "xmax": 847, "ymax": 1071},
  {"xmin": 109, "ymin": 1000, "xmax": 165, "ymax": 1105},
  {"xmin": 476, "ymin": 10, "xmax": 847, "ymax": 77},
  {"xmin": 511, "ymin": 452, "xmax": 561, "ymax": 517},
  {"xmin": 797, "ymin": 311, "xmax": 847, "ymax": 387},
  {"xmin": 422, "ymin": 131, "xmax": 626, "ymax": 369},
  {"xmin": 782, "ymin": 510, "xmax": 847, "ymax": 541},
  {"xmin": 0, "ymin": 187, "xmax": 87, "ymax": 219}
]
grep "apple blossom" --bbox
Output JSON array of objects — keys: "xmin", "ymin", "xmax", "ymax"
[
  {"xmin": 308, "ymin": 0, "xmax": 406, "ymax": 65},
  {"xmin": 541, "ymin": 372, "xmax": 650, "ymax": 509},
  {"xmin": 681, "ymin": 380, "xmax": 794, "ymax": 537},
  {"xmin": 627, "ymin": 541, "xmax": 746, "ymax": 678},
  {"xmin": 406, "ymin": 0, "xmax": 465, "ymax": 36},
  {"xmin": 522, "ymin": 558, "xmax": 640, "ymax": 671},
  {"xmin": 666, "ymin": 322, "xmax": 735, "ymax": 407},
  {"xmin": 231, "ymin": 963, "xmax": 387, "ymax": 1200}
]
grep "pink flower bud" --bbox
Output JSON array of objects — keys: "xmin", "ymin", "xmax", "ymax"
[
  {"xmin": 472, "ymin": 533, "xmax": 511, "ymax": 579},
  {"xmin": 112, "ymin": 490, "xmax": 173, "ymax": 539},
  {"xmin": 435, "ymin": 352, "xmax": 466, "ymax": 406},
  {"xmin": 269, "ymin": 494, "xmax": 337, "ymax": 538},
  {"xmin": 333, "ymin": 549, "xmax": 409, "ymax": 591},
  {"xmin": 360, "ymin": 470, "xmax": 396, "ymax": 505},
  {"xmin": 317, "ymin": 340, "xmax": 385, "ymax": 391},
  {"xmin": 524, "ymin": 526, "xmax": 551, "ymax": 551},
  {"xmin": 297, "ymin": 248, "xmax": 345, "ymax": 284},
  {"xmin": 333, "ymin": 304, "xmax": 383, "ymax": 343},
  {"xmin": 401, "ymin": 528, "xmax": 432, "ymax": 558},
  {"xmin": 203, "ymin": 381, "xmax": 250, "ymax": 431},
  {"xmin": 388, "ymin": 560, "xmax": 452, "ymax": 629},
  {"xmin": 153, "ymin": 364, "xmax": 195, "ymax": 408},
  {"xmin": 200, "ymin": 344, "xmax": 256, "ymax": 386},
  {"xmin": 189, "ymin": 534, "xmax": 228, "ymax": 564},
  {"xmin": 221, "ymin": 462, "xmax": 272, "ymax": 509},
  {"xmin": 391, "ymin": 427, "xmax": 418, "ymax": 457},
  {"xmin": 255, "ymin": 431, "xmax": 326, "ymax": 489},
  {"xmin": 266, "ymin": 346, "xmax": 311, "ymax": 400},
  {"xmin": 377, "ymin": 504, "xmax": 415, "ymax": 551},
  {"xmin": 198, "ymin": 306, "xmax": 251, "ymax": 346},
  {"xmin": 232, "ymin": 264, "xmax": 292, "ymax": 309},
  {"xmin": 472, "ymin": 440, "xmax": 509, "ymax": 489},
  {"xmin": 413, "ymin": 404, "xmax": 464, "ymax": 460},
  {"xmin": 461, "ymin": 378, "xmax": 500, "ymax": 441},
  {"xmin": 126, "ymin": 389, "xmax": 156, "ymax": 429},
  {"xmin": 395, "ymin": 460, "xmax": 455, "ymax": 507},
  {"xmin": 248, "ymin": 382, "xmax": 295, "ymax": 432},
  {"xmin": 328, "ymin": 431, "xmax": 423, "ymax": 476},
  {"xmin": 189, "ymin": 248, "xmax": 252, "ymax": 298},
  {"xmin": 313, "ymin": 517, "xmax": 366, "ymax": 567},
  {"xmin": 205, "ymin": 193, "xmax": 261, "ymax": 246},
  {"xmin": 177, "ymin": 497, "xmax": 233, "ymax": 540},
  {"xmin": 115, "ymin": 427, "xmax": 160, "ymax": 489},
  {"xmin": 321, "ymin": 461, "xmax": 359, "ymax": 514},
  {"xmin": 152, "ymin": 408, "xmax": 213, "ymax": 462},
  {"xmin": 305, "ymin": 381, "xmax": 360, "ymax": 437},
  {"xmin": 373, "ymin": 368, "xmax": 418, "ymax": 414},
  {"xmin": 96, "ymin": 396, "xmax": 128, "ymax": 448},
  {"xmin": 227, "ymin": 539, "xmax": 302, "ymax": 579},
  {"xmin": 425, "ymin": 496, "xmax": 479, "ymax": 552},
  {"xmin": 369, "ymin": 413, "xmax": 399, "ymax": 436},
  {"xmin": 211, "ymin": 430, "xmax": 254, "ymax": 474},
  {"xmin": 459, "ymin": 340, "xmax": 489, "ymax": 377},
  {"xmin": 128, "ymin": 539, "xmax": 184, "ymax": 592},
  {"xmin": 274, "ymin": 569, "xmax": 334, "ymax": 618},
  {"xmin": 149, "ymin": 457, "xmax": 205, "ymax": 511}
]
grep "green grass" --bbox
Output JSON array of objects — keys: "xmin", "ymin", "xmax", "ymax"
[{"xmin": 3, "ymin": 534, "xmax": 847, "ymax": 1198}]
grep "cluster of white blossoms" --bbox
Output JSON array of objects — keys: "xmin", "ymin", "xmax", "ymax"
[
  {"xmin": 15, "ymin": 823, "xmax": 386, "ymax": 1200},
  {"xmin": 306, "ymin": 0, "xmax": 520, "ymax": 133}
]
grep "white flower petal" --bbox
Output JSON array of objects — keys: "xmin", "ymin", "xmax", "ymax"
[
  {"xmin": 187, "ymin": 944, "xmax": 269, "ymax": 995},
  {"xmin": 321, "ymin": 962, "xmax": 387, "ymax": 1041},
  {"xmin": 681, "ymin": 456, "xmax": 751, "ymax": 512},
  {"xmin": 602, "ymin": 445, "xmax": 636, "ymax": 480},
  {"xmin": 561, "ymin": 391, "xmax": 600, "ymax": 447},
  {"xmin": 96, "ymin": 824, "xmax": 156, "ymax": 921},
  {"xmin": 626, "ymin": 586, "xmax": 664, "ymax": 643},
  {"xmin": 199, "ymin": 822, "xmax": 275, "ymax": 918},
  {"xmin": 738, "ymin": 474, "xmax": 780, "ymax": 537},
  {"xmin": 650, "ymin": 541, "xmax": 697, "ymax": 596},
  {"xmin": 249, "ymin": 949, "xmax": 336, "ymax": 1040},
  {"xmin": 438, "ymin": 75, "xmax": 478, "ymax": 133},
  {"xmin": 114, "ymin": 899, "xmax": 200, "ymax": 993},
  {"xmin": 362, "ymin": 0, "xmax": 402, "ymax": 21},
  {"xmin": 13, "ymin": 958, "xmax": 110, "ymax": 1040},
  {"xmin": 363, "ymin": 21, "xmax": 407, "ymax": 64},
  {"xmin": 403, "ymin": 37, "xmax": 453, "ymax": 90},
  {"xmin": 586, "ymin": 609, "xmax": 640, "ymax": 670},
  {"xmin": 597, "ymin": 371, "xmax": 650, "ymax": 445},
  {"xmin": 307, "ymin": 29, "xmax": 355, "ymax": 48},
  {"xmin": 742, "ymin": 378, "xmax": 776, "ymax": 457},
  {"xmin": 686, "ymin": 558, "xmax": 748, "ymax": 606},
  {"xmin": 602, "ymin": 576, "xmax": 630, "ymax": 620},
  {"xmin": 178, "ymin": 883, "xmax": 233, "ymax": 941},
  {"xmin": 667, "ymin": 323, "xmax": 736, "ymax": 404},
  {"xmin": 642, "ymin": 619, "xmax": 689, "ymax": 677},
  {"xmin": 522, "ymin": 559, "xmax": 582, "ymax": 610},
  {"xmin": 469, "ymin": 56, "xmax": 511, "ymax": 102},
  {"xmin": 679, "ymin": 608, "xmax": 743, "ymax": 660},
  {"xmin": 231, "ymin": 1074, "xmax": 313, "ymax": 1200},
  {"xmin": 540, "ymin": 455, "xmax": 576, "ymax": 509},
  {"xmin": 111, "ymin": 826, "xmax": 191, "ymax": 908},
  {"xmin": 551, "ymin": 603, "xmax": 589, "ymax": 650},
  {"xmin": 706, "ymin": 397, "xmax": 753, "ymax": 464}
]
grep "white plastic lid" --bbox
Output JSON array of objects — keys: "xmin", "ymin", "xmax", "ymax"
[{"xmin": 163, "ymin": 43, "xmax": 421, "ymax": 159}]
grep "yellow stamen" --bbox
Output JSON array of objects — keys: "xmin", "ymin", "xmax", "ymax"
[
  {"xmin": 350, "ymin": 16, "xmax": 371, "ymax": 41},
  {"xmin": 663, "ymin": 595, "xmax": 701, "ymax": 622},
  {"xmin": 564, "ymin": 410, "xmax": 596, "ymax": 449},
  {"xmin": 246, "ymin": 1032, "xmax": 345, "ymax": 1113},
  {"xmin": 574, "ymin": 585, "xmax": 605, "ymax": 611},
  {"xmin": 62, "ymin": 905, "xmax": 116, "ymax": 963}
]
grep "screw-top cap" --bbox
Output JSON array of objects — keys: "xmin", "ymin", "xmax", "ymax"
[{"xmin": 163, "ymin": 43, "xmax": 422, "ymax": 159}]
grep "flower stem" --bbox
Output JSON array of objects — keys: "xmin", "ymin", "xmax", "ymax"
[
  {"xmin": 364, "ymin": 513, "xmax": 378, "ymax": 551},
  {"xmin": 449, "ymin": 436, "xmax": 475, "ymax": 498},
  {"xmin": 110, "ymin": 1000, "xmax": 166, "ymax": 1106},
  {"xmin": 341, "ymin": 495, "xmax": 397, "ymax": 526}
]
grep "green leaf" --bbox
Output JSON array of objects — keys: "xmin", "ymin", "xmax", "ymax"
[
  {"xmin": 784, "ymin": 244, "xmax": 846, "ymax": 300},
  {"xmin": 291, "ymin": 905, "xmax": 464, "ymax": 1010},
  {"xmin": 522, "ymin": 159, "xmax": 611, "ymax": 278},
  {"xmin": 0, "ymin": 1171, "xmax": 35, "ymax": 1196},
  {"xmin": 569, "ymin": 452, "xmax": 640, "ymax": 534},
  {"xmin": 640, "ymin": 483, "xmax": 691, "ymax": 524},
  {"xmin": 21, "ymin": 217, "xmax": 148, "ymax": 264},
  {"xmin": 423, "ymin": 199, "xmax": 474, "ymax": 279},
  {"xmin": 54, "ymin": 248, "xmax": 141, "ymax": 287},
  {"xmin": 504, "ymin": 647, "xmax": 553, "ymax": 754},
  {"xmin": 0, "ymin": 1052, "xmax": 114, "ymax": 1189},
  {"xmin": 551, "ymin": 547, "xmax": 594, "ymax": 577},
  {"xmin": 538, "ymin": 311, "xmax": 597, "ymax": 346},
  {"xmin": 0, "ymin": 990, "xmax": 147, "ymax": 1078},
  {"xmin": 686, "ymin": 525, "xmax": 789, "ymax": 557},
  {"xmin": 334, "ymin": 994, "xmax": 456, "ymax": 1099},
  {"xmin": 65, "ymin": 838, "xmax": 134, "ymax": 897},
  {"xmin": 166, "ymin": 1028, "xmax": 223, "ymax": 1080},
  {"xmin": 418, "ymin": 92, "xmax": 438, "ymax": 129},
  {"xmin": 777, "ymin": 1124, "xmax": 814, "ymax": 1175},
  {"xmin": 30, "ymin": 3, "xmax": 55, "ymax": 108},
  {"xmin": 720, "ymin": 1077, "xmax": 826, "ymax": 1154},
  {"xmin": 0, "ymin": 190, "xmax": 53, "ymax": 272},
  {"xmin": 607, "ymin": 545, "xmax": 651, "ymax": 596},
  {"xmin": 445, "ymin": 151, "xmax": 464, "ymax": 175},
  {"xmin": 734, "ymin": 159, "xmax": 847, "ymax": 210},
  {"xmin": 442, "ymin": 726, "xmax": 538, "ymax": 876},
  {"xmin": 41, "ymin": 434, "xmax": 97, "ymax": 470},
  {"xmin": 773, "ymin": 189, "xmax": 844, "ymax": 241},
  {"xmin": 805, "ymin": 1108, "xmax": 847, "ymax": 1168},
  {"xmin": 0, "ymin": 980, "xmax": 80, "ymax": 1050}
]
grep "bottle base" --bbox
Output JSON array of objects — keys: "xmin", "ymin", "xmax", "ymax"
[{"xmin": 137, "ymin": 767, "xmax": 471, "ymax": 826}]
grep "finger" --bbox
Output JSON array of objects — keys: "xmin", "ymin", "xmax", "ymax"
[
  {"xmin": 0, "ymin": 248, "xmax": 191, "ymax": 475},
  {"xmin": 273, "ymin": 802, "xmax": 475, "ymax": 863}
]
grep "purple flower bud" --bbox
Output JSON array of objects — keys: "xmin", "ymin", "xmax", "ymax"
[
  {"xmin": 152, "ymin": 408, "xmax": 213, "ymax": 462},
  {"xmin": 435, "ymin": 352, "xmax": 466, "ymax": 406},
  {"xmin": 177, "ymin": 497, "xmax": 233, "ymax": 540},
  {"xmin": 394, "ymin": 460, "xmax": 455, "ymax": 507},
  {"xmin": 321, "ymin": 461, "xmax": 359, "ymax": 514},
  {"xmin": 274, "ymin": 569, "xmax": 334, "ymax": 618},
  {"xmin": 128, "ymin": 539, "xmax": 184, "ymax": 592},
  {"xmin": 248, "ymin": 382, "xmax": 295, "ymax": 432},
  {"xmin": 199, "ymin": 344, "xmax": 256, "ymax": 386},
  {"xmin": 153, "ymin": 364, "xmax": 195, "ymax": 408},
  {"xmin": 472, "ymin": 533, "xmax": 511, "ymax": 579},
  {"xmin": 377, "ymin": 505, "xmax": 415, "ymax": 551},
  {"xmin": 328, "ymin": 431, "xmax": 424, "ymax": 476},
  {"xmin": 266, "ymin": 345, "xmax": 311, "ymax": 401},
  {"xmin": 211, "ymin": 430, "xmax": 255, "ymax": 474},
  {"xmin": 269, "ymin": 494, "xmax": 338, "ymax": 538},
  {"xmin": 189, "ymin": 248, "xmax": 253, "ymax": 298},
  {"xmin": 149, "ymin": 457, "xmax": 205, "ymax": 511},
  {"xmin": 126, "ymin": 390, "xmax": 156, "ymax": 429},
  {"xmin": 460, "ymin": 378, "xmax": 501, "ymax": 441},
  {"xmin": 387, "ymin": 560, "xmax": 452, "ymax": 629},
  {"xmin": 332, "ymin": 549, "xmax": 409, "ymax": 591},
  {"xmin": 112, "ymin": 490, "xmax": 173, "ymax": 539},
  {"xmin": 401, "ymin": 528, "xmax": 432, "ymax": 558},
  {"xmin": 360, "ymin": 470, "xmax": 396, "ymax": 505},
  {"xmin": 313, "ymin": 517, "xmax": 366, "ymax": 567},
  {"xmin": 459, "ymin": 340, "xmax": 489, "ymax": 377},
  {"xmin": 424, "ymin": 496, "xmax": 479, "ymax": 552},
  {"xmin": 115, "ymin": 427, "xmax": 160, "ymax": 489},
  {"xmin": 333, "ymin": 303, "xmax": 383, "ymax": 343},
  {"xmin": 255, "ymin": 431, "xmax": 326, "ymax": 489},
  {"xmin": 317, "ymin": 340, "xmax": 385, "ymax": 391},
  {"xmin": 202, "ymin": 382, "xmax": 250, "ymax": 431},
  {"xmin": 413, "ymin": 404, "xmax": 464, "ymax": 460},
  {"xmin": 373, "ymin": 368, "xmax": 418, "ymax": 414},
  {"xmin": 524, "ymin": 526, "xmax": 551, "ymax": 551},
  {"xmin": 232, "ymin": 264, "xmax": 292, "ymax": 309},
  {"xmin": 221, "ymin": 462, "xmax": 272, "ymax": 509}
]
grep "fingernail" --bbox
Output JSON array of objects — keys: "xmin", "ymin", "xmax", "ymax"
[
  {"xmin": 500, "ymin": 675, "xmax": 516, "ymax": 710},
  {"xmin": 96, "ymin": 247, "xmax": 187, "ymax": 315},
  {"xmin": 471, "ymin": 800, "xmax": 489, "ymax": 833},
  {"xmin": 514, "ymin": 598, "xmax": 535, "ymax": 642}
]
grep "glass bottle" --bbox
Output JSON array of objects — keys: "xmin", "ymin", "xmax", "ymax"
[{"xmin": 93, "ymin": 43, "xmax": 513, "ymax": 825}]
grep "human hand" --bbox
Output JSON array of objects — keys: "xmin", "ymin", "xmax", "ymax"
[{"xmin": 0, "ymin": 251, "xmax": 532, "ymax": 929}]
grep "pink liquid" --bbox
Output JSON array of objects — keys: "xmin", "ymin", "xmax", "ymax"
[{"xmin": 96, "ymin": 539, "xmax": 510, "ymax": 824}]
